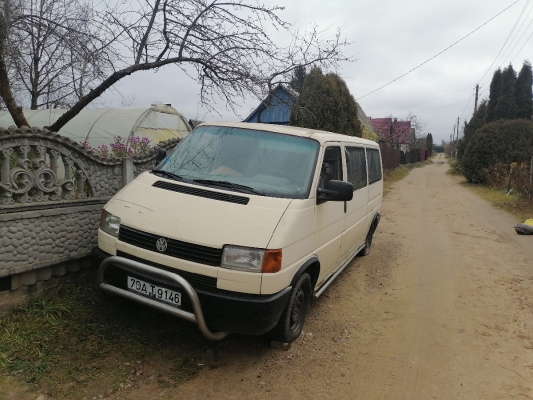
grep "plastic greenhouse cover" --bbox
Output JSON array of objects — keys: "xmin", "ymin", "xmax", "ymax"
[{"xmin": 0, "ymin": 104, "xmax": 192, "ymax": 148}]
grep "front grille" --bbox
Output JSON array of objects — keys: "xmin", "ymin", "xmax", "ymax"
[
  {"xmin": 119, "ymin": 225, "xmax": 223, "ymax": 266},
  {"xmin": 116, "ymin": 251, "xmax": 217, "ymax": 291},
  {"xmin": 152, "ymin": 180, "xmax": 249, "ymax": 205}
]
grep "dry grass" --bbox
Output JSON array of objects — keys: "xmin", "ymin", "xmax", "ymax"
[
  {"xmin": 447, "ymin": 156, "xmax": 533, "ymax": 221},
  {"xmin": 462, "ymin": 183, "xmax": 533, "ymax": 222}
]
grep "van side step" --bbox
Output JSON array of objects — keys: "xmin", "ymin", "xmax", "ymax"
[{"xmin": 313, "ymin": 243, "xmax": 365, "ymax": 298}]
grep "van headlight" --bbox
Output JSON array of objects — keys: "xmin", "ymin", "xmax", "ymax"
[
  {"xmin": 221, "ymin": 246, "xmax": 282, "ymax": 273},
  {"xmin": 100, "ymin": 210, "xmax": 121, "ymax": 237}
]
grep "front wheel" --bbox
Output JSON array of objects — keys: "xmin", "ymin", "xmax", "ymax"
[{"xmin": 270, "ymin": 273, "xmax": 312, "ymax": 343}]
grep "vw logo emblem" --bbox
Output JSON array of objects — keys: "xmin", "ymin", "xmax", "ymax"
[{"xmin": 156, "ymin": 238, "xmax": 168, "ymax": 252}]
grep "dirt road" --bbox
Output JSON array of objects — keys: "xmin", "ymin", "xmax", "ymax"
[{"xmin": 170, "ymin": 154, "xmax": 533, "ymax": 399}]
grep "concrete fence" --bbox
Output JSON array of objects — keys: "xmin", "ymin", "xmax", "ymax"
[{"xmin": 0, "ymin": 126, "xmax": 180, "ymax": 309}]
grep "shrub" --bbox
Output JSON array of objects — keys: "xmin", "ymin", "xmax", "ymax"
[
  {"xmin": 484, "ymin": 162, "xmax": 532, "ymax": 196},
  {"xmin": 461, "ymin": 119, "xmax": 533, "ymax": 183}
]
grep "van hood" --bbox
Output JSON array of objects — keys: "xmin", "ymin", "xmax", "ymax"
[{"xmin": 105, "ymin": 172, "xmax": 291, "ymax": 249}]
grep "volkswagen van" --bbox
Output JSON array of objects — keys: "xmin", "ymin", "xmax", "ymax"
[{"xmin": 94, "ymin": 122, "xmax": 382, "ymax": 343}]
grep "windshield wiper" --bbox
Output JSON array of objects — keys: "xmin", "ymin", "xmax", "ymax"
[
  {"xmin": 151, "ymin": 170, "xmax": 188, "ymax": 182},
  {"xmin": 192, "ymin": 179, "xmax": 264, "ymax": 196}
]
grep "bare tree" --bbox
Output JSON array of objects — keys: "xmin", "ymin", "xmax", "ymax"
[
  {"xmin": 6, "ymin": 0, "xmax": 119, "ymax": 110},
  {"xmin": 0, "ymin": 0, "xmax": 350, "ymax": 130},
  {"xmin": 0, "ymin": 0, "xmax": 29, "ymax": 126},
  {"xmin": 405, "ymin": 112, "xmax": 427, "ymax": 141}
]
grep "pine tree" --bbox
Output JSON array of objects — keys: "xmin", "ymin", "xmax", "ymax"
[
  {"xmin": 494, "ymin": 65, "xmax": 518, "ymax": 120},
  {"xmin": 289, "ymin": 65, "xmax": 307, "ymax": 94},
  {"xmin": 515, "ymin": 61, "xmax": 533, "ymax": 120},
  {"xmin": 289, "ymin": 67, "xmax": 362, "ymax": 136},
  {"xmin": 486, "ymin": 69, "xmax": 502, "ymax": 122}
]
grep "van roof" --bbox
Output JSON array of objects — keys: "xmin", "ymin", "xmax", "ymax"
[{"xmin": 200, "ymin": 121, "xmax": 379, "ymax": 147}]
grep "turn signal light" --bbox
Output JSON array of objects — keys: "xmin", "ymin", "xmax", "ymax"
[{"xmin": 262, "ymin": 249, "xmax": 282, "ymax": 273}]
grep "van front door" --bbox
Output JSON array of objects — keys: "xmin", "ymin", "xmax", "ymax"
[{"xmin": 315, "ymin": 145, "xmax": 345, "ymax": 284}]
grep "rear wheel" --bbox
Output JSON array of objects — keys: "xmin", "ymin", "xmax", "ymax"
[
  {"xmin": 270, "ymin": 273, "xmax": 312, "ymax": 343},
  {"xmin": 361, "ymin": 223, "xmax": 376, "ymax": 256}
]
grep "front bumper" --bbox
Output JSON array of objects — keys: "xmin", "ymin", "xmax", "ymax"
[{"xmin": 93, "ymin": 247, "xmax": 291, "ymax": 339}]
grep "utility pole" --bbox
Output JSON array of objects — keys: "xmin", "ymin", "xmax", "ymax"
[
  {"xmin": 457, "ymin": 117, "xmax": 460, "ymax": 141},
  {"xmin": 452, "ymin": 125, "xmax": 455, "ymax": 157},
  {"xmin": 474, "ymin": 84, "xmax": 479, "ymax": 113}
]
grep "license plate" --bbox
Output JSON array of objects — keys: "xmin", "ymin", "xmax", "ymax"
[{"xmin": 127, "ymin": 276, "xmax": 181, "ymax": 306}]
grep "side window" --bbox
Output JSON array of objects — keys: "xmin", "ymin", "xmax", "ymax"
[
  {"xmin": 345, "ymin": 147, "xmax": 367, "ymax": 190},
  {"xmin": 318, "ymin": 147, "xmax": 343, "ymax": 189},
  {"xmin": 367, "ymin": 148, "xmax": 382, "ymax": 184}
]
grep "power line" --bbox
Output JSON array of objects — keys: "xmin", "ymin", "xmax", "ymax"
[
  {"xmin": 356, "ymin": 1, "xmax": 520, "ymax": 101},
  {"xmin": 459, "ymin": 90, "xmax": 476, "ymax": 120},
  {"xmin": 478, "ymin": 0, "xmax": 530, "ymax": 86},
  {"xmin": 506, "ymin": 17, "xmax": 533, "ymax": 62},
  {"xmin": 387, "ymin": 85, "xmax": 472, "ymax": 113},
  {"xmin": 510, "ymin": 22, "xmax": 533, "ymax": 62},
  {"xmin": 498, "ymin": 0, "xmax": 533, "ymax": 66},
  {"xmin": 401, "ymin": 98, "xmax": 470, "ymax": 115}
]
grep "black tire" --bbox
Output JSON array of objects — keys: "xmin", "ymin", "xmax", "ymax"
[
  {"xmin": 270, "ymin": 273, "xmax": 312, "ymax": 343},
  {"xmin": 361, "ymin": 223, "xmax": 375, "ymax": 256}
]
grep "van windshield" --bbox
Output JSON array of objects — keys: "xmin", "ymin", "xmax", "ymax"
[{"xmin": 155, "ymin": 125, "xmax": 320, "ymax": 199}]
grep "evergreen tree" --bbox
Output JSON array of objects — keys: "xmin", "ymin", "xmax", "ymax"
[
  {"xmin": 486, "ymin": 69, "xmax": 502, "ymax": 122},
  {"xmin": 494, "ymin": 64, "xmax": 517, "ymax": 120},
  {"xmin": 289, "ymin": 67, "xmax": 362, "ymax": 136},
  {"xmin": 426, "ymin": 133, "xmax": 433, "ymax": 155},
  {"xmin": 515, "ymin": 61, "xmax": 533, "ymax": 120},
  {"xmin": 289, "ymin": 65, "xmax": 307, "ymax": 94},
  {"xmin": 461, "ymin": 119, "xmax": 533, "ymax": 183},
  {"xmin": 458, "ymin": 99, "xmax": 487, "ymax": 161}
]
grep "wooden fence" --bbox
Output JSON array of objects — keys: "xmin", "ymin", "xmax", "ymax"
[
  {"xmin": 400, "ymin": 149, "xmax": 429, "ymax": 164},
  {"xmin": 379, "ymin": 143, "xmax": 400, "ymax": 169}
]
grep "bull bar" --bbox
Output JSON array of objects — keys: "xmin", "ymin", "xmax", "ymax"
[{"xmin": 97, "ymin": 256, "xmax": 229, "ymax": 341}]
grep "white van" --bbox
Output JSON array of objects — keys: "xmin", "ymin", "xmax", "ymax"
[{"xmin": 95, "ymin": 122, "xmax": 382, "ymax": 343}]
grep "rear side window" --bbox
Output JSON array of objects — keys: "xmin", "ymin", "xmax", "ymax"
[
  {"xmin": 318, "ymin": 147, "xmax": 343, "ymax": 189},
  {"xmin": 367, "ymin": 148, "xmax": 382, "ymax": 184},
  {"xmin": 345, "ymin": 147, "xmax": 367, "ymax": 190}
]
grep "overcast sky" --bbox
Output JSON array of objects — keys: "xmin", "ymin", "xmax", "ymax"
[{"xmin": 101, "ymin": 0, "xmax": 531, "ymax": 144}]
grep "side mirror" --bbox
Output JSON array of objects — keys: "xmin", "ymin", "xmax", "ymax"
[
  {"xmin": 317, "ymin": 180, "xmax": 353, "ymax": 204},
  {"xmin": 155, "ymin": 148, "xmax": 167, "ymax": 165}
]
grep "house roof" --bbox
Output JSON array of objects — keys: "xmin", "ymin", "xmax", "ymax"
[
  {"xmin": 369, "ymin": 118, "xmax": 412, "ymax": 144},
  {"xmin": 243, "ymin": 84, "xmax": 296, "ymax": 124}
]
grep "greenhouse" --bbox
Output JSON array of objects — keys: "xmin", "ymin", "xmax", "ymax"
[{"xmin": 0, "ymin": 102, "xmax": 192, "ymax": 148}]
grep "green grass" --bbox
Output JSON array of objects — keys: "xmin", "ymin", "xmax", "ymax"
[{"xmin": 0, "ymin": 282, "xmax": 206, "ymax": 399}]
